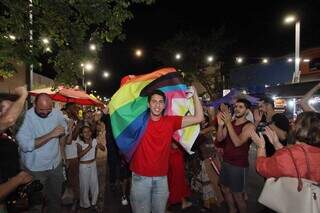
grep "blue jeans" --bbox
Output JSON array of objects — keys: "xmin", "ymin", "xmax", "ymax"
[{"xmin": 130, "ymin": 172, "xmax": 169, "ymax": 213}]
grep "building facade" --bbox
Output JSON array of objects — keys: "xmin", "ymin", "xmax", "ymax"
[
  {"xmin": 0, "ymin": 69, "xmax": 53, "ymax": 93},
  {"xmin": 229, "ymin": 47, "xmax": 320, "ymax": 94}
]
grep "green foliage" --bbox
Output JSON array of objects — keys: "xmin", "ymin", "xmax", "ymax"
[{"xmin": 0, "ymin": 0, "xmax": 155, "ymax": 84}]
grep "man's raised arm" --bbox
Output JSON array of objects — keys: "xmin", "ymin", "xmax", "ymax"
[
  {"xmin": 0, "ymin": 86, "xmax": 28, "ymax": 131},
  {"xmin": 181, "ymin": 86, "xmax": 204, "ymax": 128}
]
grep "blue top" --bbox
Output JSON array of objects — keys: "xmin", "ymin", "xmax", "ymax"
[{"xmin": 16, "ymin": 107, "xmax": 67, "ymax": 171}]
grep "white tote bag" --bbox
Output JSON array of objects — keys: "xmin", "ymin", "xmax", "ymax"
[
  {"xmin": 258, "ymin": 145, "xmax": 320, "ymax": 213},
  {"xmin": 259, "ymin": 177, "xmax": 320, "ymax": 213}
]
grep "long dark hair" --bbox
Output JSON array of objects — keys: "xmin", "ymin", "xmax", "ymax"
[{"xmin": 293, "ymin": 112, "xmax": 320, "ymax": 148}]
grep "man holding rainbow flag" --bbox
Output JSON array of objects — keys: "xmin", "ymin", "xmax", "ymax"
[
  {"xmin": 130, "ymin": 87, "xmax": 203, "ymax": 213},
  {"xmin": 109, "ymin": 68, "xmax": 204, "ymax": 212}
]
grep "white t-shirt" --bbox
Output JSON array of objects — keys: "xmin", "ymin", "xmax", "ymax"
[
  {"xmin": 77, "ymin": 139, "xmax": 97, "ymax": 161},
  {"xmin": 65, "ymin": 140, "xmax": 78, "ymax": 159},
  {"xmin": 63, "ymin": 116, "xmax": 78, "ymax": 159}
]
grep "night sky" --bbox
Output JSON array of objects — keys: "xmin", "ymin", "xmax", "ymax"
[{"xmin": 87, "ymin": 0, "xmax": 320, "ymax": 97}]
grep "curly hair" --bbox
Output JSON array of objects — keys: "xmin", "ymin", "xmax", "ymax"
[{"xmin": 293, "ymin": 112, "xmax": 320, "ymax": 148}]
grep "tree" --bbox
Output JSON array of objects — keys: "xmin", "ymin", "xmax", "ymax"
[
  {"xmin": 155, "ymin": 27, "xmax": 233, "ymax": 100},
  {"xmin": 0, "ymin": 0, "xmax": 154, "ymax": 86}
]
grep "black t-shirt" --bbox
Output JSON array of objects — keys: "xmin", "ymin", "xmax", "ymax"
[
  {"xmin": 0, "ymin": 131, "xmax": 20, "ymax": 184},
  {"xmin": 100, "ymin": 113, "xmax": 118, "ymax": 152},
  {"xmin": 261, "ymin": 113, "xmax": 289, "ymax": 156}
]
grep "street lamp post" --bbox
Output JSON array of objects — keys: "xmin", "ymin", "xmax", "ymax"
[
  {"xmin": 81, "ymin": 62, "xmax": 93, "ymax": 92},
  {"xmin": 294, "ymin": 21, "xmax": 300, "ymax": 83},
  {"xmin": 284, "ymin": 15, "xmax": 300, "ymax": 83},
  {"xmin": 81, "ymin": 63, "xmax": 85, "ymax": 91}
]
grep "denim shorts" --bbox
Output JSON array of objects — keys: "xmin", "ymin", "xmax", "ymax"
[{"xmin": 219, "ymin": 161, "xmax": 248, "ymax": 193}]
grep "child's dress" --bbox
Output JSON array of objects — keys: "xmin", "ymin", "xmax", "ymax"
[{"xmin": 78, "ymin": 139, "xmax": 99, "ymax": 208}]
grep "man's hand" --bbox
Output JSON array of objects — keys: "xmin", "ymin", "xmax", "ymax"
[
  {"xmin": 264, "ymin": 126, "xmax": 283, "ymax": 150},
  {"xmin": 253, "ymin": 109, "xmax": 262, "ymax": 123},
  {"xmin": 217, "ymin": 112, "xmax": 225, "ymax": 126},
  {"xmin": 50, "ymin": 125, "xmax": 65, "ymax": 138},
  {"xmin": 16, "ymin": 171, "xmax": 33, "ymax": 185},
  {"xmin": 14, "ymin": 86, "xmax": 28, "ymax": 98},
  {"xmin": 186, "ymin": 86, "xmax": 196, "ymax": 99},
  {"xmin": 67, "ymin": 120, "xmax": 75, "ymax": 132},
  {"xmin": 249, "ymin": 130, "xmax": 265, "ymax": 149},
  {"xmin": 220, "ymin": 103, "xmax": 229, "ymax": 113},
  {"xmin": 221, "ymin": 111, "xmax": 232, "ymax": 124}
]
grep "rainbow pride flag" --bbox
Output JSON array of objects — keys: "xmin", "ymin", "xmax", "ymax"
[{"xmin": 109, "ymin": 67, "xmax": 200, "ymax": 161}]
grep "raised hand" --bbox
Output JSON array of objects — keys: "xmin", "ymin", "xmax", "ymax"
[
  {"xmin": 253, "ymin": 109, "xmax": 262, "ymax": 123},
  {"xmin": 249, "ymin": 129, "xmax": 265, "ymax": 148},
  {"xmin": 14, "ymin": 86, "xmax": 28, "ymax": 97},
  {"xmin": 221, "ymin": 111, "xmax": 232, "ymax": 124},
  {"xmin": 93, "ymin": 111, "xmax": 102, "ymax": 122},
  {"xmin": 67, "ymin": 120, "xmax": 75, "ymax": 132},
  {"xmin": 220, "ymin": 103, "xmax": 229, "ymax": 113},
  {"xmin": 217, "ymin": 112, "xmax": 225, "ymax": 126},
  {"xmin": 264, "ymin": 126, "xmax": 283, "ymax": 149},
  {"xmin": 186, "ymin": 86, "xmax": 195, "ymax": 99}
]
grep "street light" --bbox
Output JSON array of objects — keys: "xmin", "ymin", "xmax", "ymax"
[
  {"xmin": 8, "ymin": 34, "xmax": 16, "ymax": 40},
  {"xmin": 103, "ymin": 71, "xmax": 110, "ymax": 78},
  {"xmin": 86, "ymin": 81, "xmax": 92, "ymax": 86},
  {"xmin": 284, "ymin": 14, "xmax": 300, "ymax": 83},
  {"xmin": 81, "ymin": 62, "xmax": 94, "ymax": 92},
  {"xmin": 284, "ymin": 15, "xmax": 296, "ymax": 24},
  {"xmin": 262, "ymin": 58, "xmax": 269, "ymax": 64},
  {"xmin": 89, "ymin": 44, "xmax": 96, "ymax": 51},
  {"xmin": 207, "ymin": 55, "xmax": 214, "ymax": 63},
  {"xmin": 135, "ymin": 49, "xmax": 143, "ymax": 57},
  {"xmin": 84, "ymin": 63, "xmax": 93, "ymax": 71},
  {"xmin": 175, "ymin": 53, "xmax": 182, "ymax": 60},
  {"xmin": 42, "ymin": 38, "xmax": 49, "ymax": 44},
  {"xmin": 236, "ymin": 57, "xmax": 243, "ymax": 64}
]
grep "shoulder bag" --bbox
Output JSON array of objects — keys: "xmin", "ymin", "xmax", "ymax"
[{"xmin": 258, "ymin": 145, "xmax": 320, "ymax": 213}]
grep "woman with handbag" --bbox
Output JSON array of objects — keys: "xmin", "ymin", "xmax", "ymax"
[{"xmin": 250, "ymin": 111, "xmax": 320, "ymax": 213}]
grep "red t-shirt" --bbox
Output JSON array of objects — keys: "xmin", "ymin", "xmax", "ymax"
[{"xmin": 130, "ymin": 115, "xmax": 183, "ymax": 177}]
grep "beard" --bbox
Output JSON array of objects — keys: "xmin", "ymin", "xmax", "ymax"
[
  {"xmin": 235, "ymin": 112, "xmax": 246, "ymax": 118},
  {"xmin": 35, "ymin": 110, "xmax": 51, "ymax": 118}
]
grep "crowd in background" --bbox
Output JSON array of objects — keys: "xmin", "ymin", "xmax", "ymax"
[{"xmin": 0, "ymin": 83, "xmax": 320, "ymax": 213}]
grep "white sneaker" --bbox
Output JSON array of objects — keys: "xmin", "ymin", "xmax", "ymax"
[{"xmin": 121, "ymin": 196, "xmax": 128, "ymax": 206}]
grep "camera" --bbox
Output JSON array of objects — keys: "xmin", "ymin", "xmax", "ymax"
[
  {"xmin": 6, "ymin": 180, "xmax": 43, "ymax": 212},
  {"xmin": 17, "ymin": 180, "xmax": 43, "ymax": 197},
  {"xmin": 256, "ymin": 122, "xmax": 268, "ymax": 132}
]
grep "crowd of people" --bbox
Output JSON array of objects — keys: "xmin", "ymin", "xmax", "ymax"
[{"xmin": 0, "ymin": 83, "xmax": 319, "ymax": 213}]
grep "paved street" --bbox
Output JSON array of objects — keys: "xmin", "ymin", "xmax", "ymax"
[{"xmin": 63, "ymin": 146, "xmax": 269, "ymax": 213}]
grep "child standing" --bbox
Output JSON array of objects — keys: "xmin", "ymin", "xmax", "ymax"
[{"xmin": 77, "ymin": 126, "xmax": 105, "ymax": 210}]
